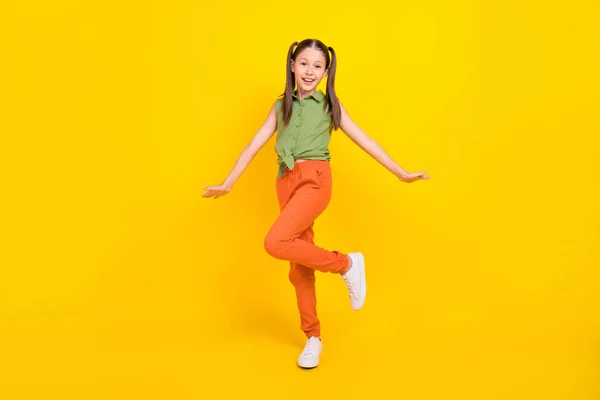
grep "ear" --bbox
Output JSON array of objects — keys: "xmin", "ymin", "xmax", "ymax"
[
  {"xmin": 290, "ymin": 59, "xmax": 295, "ymax": 74},
  {"xmin": 324, "ymin": 68, "xmax": 329, "ymax": 78}
]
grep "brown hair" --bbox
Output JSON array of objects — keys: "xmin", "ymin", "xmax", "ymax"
[{"xmin": 280, "ymin": 39, "xmax": 341, "ymax": 130}]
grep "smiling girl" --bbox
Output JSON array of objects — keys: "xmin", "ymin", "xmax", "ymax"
[{"xmin": 203, "ymin": 38, "xmax": 431, "ymax": 368}]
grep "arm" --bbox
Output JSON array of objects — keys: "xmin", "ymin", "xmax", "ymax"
[
  {"xmin": 338, "ymin": 101, "xmax": 430, "ymax": 183},
  {"xmin": 203, "ymin": 102, "xmax": 278, "ymax": 198}
]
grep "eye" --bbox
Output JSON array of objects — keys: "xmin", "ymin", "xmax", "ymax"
[
  {"xmin": 301, "ymin": 62, "xmax": 306, "ymax": 66},
  {"xmin": 316, "ymin": 65, "xmax": 322, "ymax": 69}
]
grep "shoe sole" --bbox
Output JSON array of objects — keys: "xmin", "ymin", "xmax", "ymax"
[
  {"xmin": 298, "ymin": 363, "xmax": 318, "ymax": 369},
  {"xmin": 354, "ymin": 252, "xmax": 366, "ymax": 310},
  {"xmin": 298, "ymin": 359, "xmax": 319, "ymax": 369}
]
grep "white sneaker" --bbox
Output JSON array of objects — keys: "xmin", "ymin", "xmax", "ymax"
[
  {"xmin": 297, "ymin": 336, "xmax": 322, "ymax": 369},
  {"xmin": 341, "ymin": 252, "xmax": 366, "ymax": 310}
]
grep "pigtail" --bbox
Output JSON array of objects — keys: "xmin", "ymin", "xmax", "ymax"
[
  {"xmin": 281, "ymin": 41, "xmax": 298, "ymax": 127},
  {"xmin": 326, "ymin": 46, "xmax": 341, "ymax": 130}
]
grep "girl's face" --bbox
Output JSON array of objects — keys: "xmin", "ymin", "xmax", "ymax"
[{"xmin": 291, "ymin": 47, "xmax": 328, "ymax": 93}]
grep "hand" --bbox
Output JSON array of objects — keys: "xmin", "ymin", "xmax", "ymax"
[
  {"xmin": 202, "ymin": 184, "xmax": 231, "ymax": 199},
  {"xmin": 398, "ymin": 170, "xmax": 431, "ymax": 183}
]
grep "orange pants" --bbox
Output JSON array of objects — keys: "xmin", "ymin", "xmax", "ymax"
[{"xmin": 264, "ymin": 160, "xmax": 349, "ymax": 338}]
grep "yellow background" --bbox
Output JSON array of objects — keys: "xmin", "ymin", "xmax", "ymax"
[{"xmin": 1, "ymin": 0, "xmax": 599, "ymax": 399}]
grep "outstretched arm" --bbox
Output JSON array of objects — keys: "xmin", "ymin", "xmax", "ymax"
[
  {"xmin": 203, "ymin": 102, "xmax": 278, "ymax": 198},
  {"xmin": 339, "ymin": 101, "xmax": 430, "ymax": 183}
]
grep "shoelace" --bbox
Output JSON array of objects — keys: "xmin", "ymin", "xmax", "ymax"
[
  {"xmin": 302, "ymin": 339, "xmax": 319, "ymax": 357},
  {"xmin": 342, "ymin": 274, "xmax": 357, "ymax": 298}
]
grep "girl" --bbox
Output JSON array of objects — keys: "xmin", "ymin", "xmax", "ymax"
[{"xmin": 203, "ymin": 38, "xmax": 430, "ymax": 369}]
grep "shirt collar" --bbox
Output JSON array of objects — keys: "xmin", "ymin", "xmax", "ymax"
[{"xmin": 292, "ymin": 89, "xmax": 326, "ymax": 103}]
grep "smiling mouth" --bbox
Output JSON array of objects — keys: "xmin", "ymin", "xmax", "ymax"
[{"xmin": 302, "ymin": 78, "xmax": 315, "ymax": 84}]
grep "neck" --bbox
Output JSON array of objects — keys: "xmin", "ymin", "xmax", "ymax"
[{"xmin": 295, "ymin": 87, "xmax": 316, "ymax": 101}]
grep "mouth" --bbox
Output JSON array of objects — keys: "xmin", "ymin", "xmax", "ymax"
[{"xmin": 302, "ymin": 78, "xmax": 315, "ymax": 85}]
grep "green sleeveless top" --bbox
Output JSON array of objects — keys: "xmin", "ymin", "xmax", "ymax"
[{"xmin": 274, "ymin": 89, "xmax": 333, "ymax": 178}]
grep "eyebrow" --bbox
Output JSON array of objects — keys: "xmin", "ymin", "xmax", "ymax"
[{"xmin": 298, "ymin": 58, "xmax": 324, "ymax": 64}]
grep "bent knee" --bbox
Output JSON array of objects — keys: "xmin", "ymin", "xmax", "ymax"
[{"xmin": 264, "ymin": 232, "xmax": 285, "ymax": 258}]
